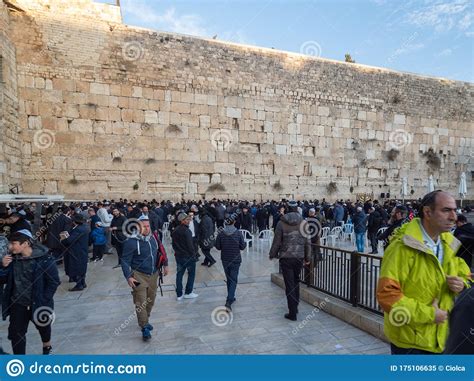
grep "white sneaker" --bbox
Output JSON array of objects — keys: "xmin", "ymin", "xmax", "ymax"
[
  {"xmin": 183, "ymin": 292, "xmax": 199, "ymax": 299},
  {"xmin": 176, "ymin": 296, "xmax": 183, "ymax": 301}
]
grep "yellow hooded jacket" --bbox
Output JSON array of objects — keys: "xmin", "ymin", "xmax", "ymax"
[{"xmin": 376, "ymin": 218, "xmax": 471, "ymax": 353}]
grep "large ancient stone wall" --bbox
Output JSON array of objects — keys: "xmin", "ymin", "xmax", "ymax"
[{"xmin": 2, "ymin": 0, "xmax": 473, "ymax": 200}]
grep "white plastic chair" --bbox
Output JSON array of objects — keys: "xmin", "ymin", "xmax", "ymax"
[
  {"xmin": 327, "ymin": 226, "xmax": 343, "ymax": 246},
  {"xmin": 257, "ymin": 229, "xmax": 274, "ymax": 247},
  {"xmin": 320, "ymin": 227, "xmax": 330, "ymax": 246},
  {"xmin": 342, "ymin": 223, "xmax": 354, "ymax": 242},
  {"xmin": 162, "ymin": 222, "xmax": 170, "ymax": 241},
  {"xmin": 376, "ymin": 227, "xmax": 388, "ymax": 255},
  {"xmin": 239, "ymin": 229, "xmax": 254, "ymax": 252}
]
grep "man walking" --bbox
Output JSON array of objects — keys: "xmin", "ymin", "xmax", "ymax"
[
  {"xmin": 377, "ymin": 191, "xmax": 471, "ymax": 354},
  {"xmin": 172, "ymin": 213, "xmax": 198, "ymax": 301},
  {"xmin": 215, "ymin": 215, "xmax": 246, "ymax": 311},
  {"xmin": 269, "ymin": 201, "xmax": 311, "ymax": 321},
  {"xmin": 121, "ymin": 217, "xmax": 169, "ymax": 341},
  {"xmin": 352, "ymin": 206, "xmax": 367, "ymax": 253},
  {"xmin": 199, "ymin": 207, "xmax": 217, "ymax": 267},
  {"xmin": 1, "ymin": 230, "xmax": 60, "ymax": 354}
]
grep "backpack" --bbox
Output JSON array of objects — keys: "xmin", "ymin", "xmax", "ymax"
[{"xmin": 153, "ymin": 232, "xmax": 168, "ymax": 296}]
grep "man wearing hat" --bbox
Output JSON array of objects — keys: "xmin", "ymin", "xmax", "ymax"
[
  {"xmin": 269, "ymin": 200, "xmax": 311, "ymax": 321},
  {"xmin": 60, "ymin": 213, "xmax": 89, "ymax": 291},
  {"xmin": 1, "ymin": 229, "xmax": 60, "ymax": 354},
  {"xmin": 0, "ymin": 210, "xmax": 32, "ymax": 234},
  {"xmin": 121, "ymin": 216, "xmax": 169, "ymax": 341},
  {"xmin": 172, "ymin": 212, "xmax": 199, "ymax": 301}
]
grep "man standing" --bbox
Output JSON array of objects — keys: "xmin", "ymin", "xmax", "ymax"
[
  {"xmin": 378, "ymin": 205, "xmax": 408, "ymax": 249},
  {"xmin": 453, "ymin": 214, "xmax": 474, "ymax": 272},
  {"xmin": 96, "ymin": 202, "xmax": 113, "ymax": 254},
  {"xmin": 110, "ymin": 208, "xmax": 127, "ymax": 268},
  {"xmin": 121, "ymin": 217, "xmax": 169, "ymax": 341},
  {"xmin": 367, "ymin": 206, "xmax": 383, "ymax": 254},
  {"xmin": 46, "ymin": 205, "xmax": 72, "ymax": 266},
  {"xmin": 61, "ymin": 214, "xmax": 89, "ymax": 291},
  {"xmin": 377, "ymin": 191, "xmax": 471, "ymax": 354},
  {"xmin": 269, "ymin": 201, "xmax": 311, "ymax": 321},
  {"xmin": 172, "ymin": 213, "xmax": 198, "ymax": 301},
  {"xmin": 352, "ymin": 206, "xmax": 367, "ymax": 253},
  {"xmin": 215, "ymin": 215, "xmax": 246, "ymax": 311},
  {"xmin": 199, "ymin": 207, "xmax": 217, "ymax": 267},
  {"xmin": 1, "ymin": 230, "xmax": 60, "ymax": 354}
]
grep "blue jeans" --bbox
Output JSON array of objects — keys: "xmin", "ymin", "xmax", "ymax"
[
  {"xmin": 355, "ymin": 233, "xmax": 365, "ymax": 252},
  {"xmin": 222, "ymin": 261, "xmax": 240, "ymax": 304},
  {"xmin": 176, "ymin": 257, "xmax": 196, "ymax": 297}
]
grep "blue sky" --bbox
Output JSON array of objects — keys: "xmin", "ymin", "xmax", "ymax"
[{"xmin": 112, "ymin": 0, "xmax": 473, "ymax": 82}]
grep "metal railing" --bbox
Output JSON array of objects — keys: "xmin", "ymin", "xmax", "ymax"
[{"xmin": 301, "ymin": 245, "xmax": 383, "ymax": 315}]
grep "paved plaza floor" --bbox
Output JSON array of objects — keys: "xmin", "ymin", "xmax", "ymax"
[{"xmin": 0, "ymin": 239, "xmax": 389, "ymax": 355}]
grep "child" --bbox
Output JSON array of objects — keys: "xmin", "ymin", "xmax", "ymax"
[{"xmin": 90, "ymin": 222, "xmax": 106, "ymax": 262}]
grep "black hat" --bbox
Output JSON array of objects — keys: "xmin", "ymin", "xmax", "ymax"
[{"xmin": 72, "ymin": 214, "xmax": 86, "ymax": 224}]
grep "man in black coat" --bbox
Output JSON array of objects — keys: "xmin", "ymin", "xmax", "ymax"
[
  {"xmin": 454, "ymin": 214, "xmax": 474, "ymax": 271},
  {"xmin": 378, "ymin": 205, "xmax": 408, "ymax": 250},
  {"xmin": 444, "ymin": 286, "xmax": 474, "ymax": 354},
  {"xmin": 256, "ymin": 205, "xmax": 269, "ymax": 232},
  {"xmin": 236, "ymin": 207, "xmax": 253, "ymax": 247},
  {"xmin": 1, "ymin": 230, "xmax": 60, "ymax": 355},
  {"xmin": 61, "ymin": 214, "xmax": 89, "ymax": 291},
  {"xmin": 110, "ymin": 207, "xmax": 127, "ymax": 268},
  {"xmin": 215, "ymin": 215, "xmax": 246, "ymax": 311},
  {"xmin": 367, "ymin": 206, "xmax": 383, "ymax": 254},
  {"xmin": 199, "ymin": 208, "xmax": 216, "ymax": 267},
  {"xmin": 172, "ymin": 213, "xmax": 198, "ymax": 300}
]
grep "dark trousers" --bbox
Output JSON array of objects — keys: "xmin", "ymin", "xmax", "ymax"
[
  {"xmin": 114, "ymin": 242, "xmax": 124, "ymax": 265},
  {"xmin": 92, "ymin": 244, "xmax": 105, "ymax": 260},
  {"xmin": 390, "ymin": 343, "xmax": 438, "ymax": 355},
  {"xmin": 8, "ymin": 304, "xmax": 51, "ymax": 355},
  {"xmin": 280, "ymin": 258, "xmax": 303, "ymax": 317},
  {"xmin": 368, "ymin": 232, "xmax": 378, "ymax": 253},
  {"xmin": 216, "ymin": 219, "xmax": 224, "ymax": 228},
  {"xmin": 201, "ymin": 247, "xmax": 216, "ymax": 265},
  {"xmin": 75, "ymin": 275, "xmax": 86, "ymax": 288},
  {"xmin": 176, "ymin": 257, "xmax": 196, "ymax": 297},
  {"xmin": 222, "ymin": 261, "xmax": 240, "ymax": 304}
]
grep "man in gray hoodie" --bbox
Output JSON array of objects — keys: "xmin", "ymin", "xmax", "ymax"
[{"xmin": 269, "ymin": 201, "xmax": 311, "ymax": 321}]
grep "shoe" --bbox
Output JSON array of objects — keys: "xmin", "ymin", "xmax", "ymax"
[
  {"xmin": 207, "ymin": 261, "xmax": 215, "ymax": 268},
  {"xmin": 69, "ymin": 286, "xmax": 84, "ymax": 292},
  {"xmin": 68, "ymin": 278, "xmax": 75, "ymax": 283},
  {"xmin": 201, "ymin": 262, "xmax": 209, "ymax": 266},
  {"xmin": 284, "ymin": 313, "xmax": 297, "ymax": 321},
  {"xmin": 113, "ymin": 264, "xmax": 121, "ymax": 269},
  {"xmin": 143, "ymin": 323, "xmax": 154, "ymax": 331},
  {"xmin": 142, "ymin": 327, "xmax": 151, "ymax": 341},
  {"xmin": 225, "ymin": 302, "xmax": 232, "ymax": 312},
  {"xmin": 176, "ymin": 295, "xmax": 183, "ymax": 301},
  {"xmin": 42, "ymin": 345, "xmax": 53, "ymax": 355},
  {"xmin": 89, "ymin": 258, "xmax": 95, "ymax": 262},
  {"xmin": 183, "ymin": 292, "xmax": 199, "ymax": 299}
]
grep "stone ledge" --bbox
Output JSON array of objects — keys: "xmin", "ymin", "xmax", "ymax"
[{"xmin": 271, "ymin": 272, "xmax": 388, "ymax": 343}]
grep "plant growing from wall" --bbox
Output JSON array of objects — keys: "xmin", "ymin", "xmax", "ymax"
[
  {"xmin": 344, "ymin": 54, "xmax": 355, "ymax": 63},
  {"xmin": 112, "ymin": 157, "xmax": 122, "ymax": 163},
  {"xmin": 272, "ymin": 180, "xmax": 283, "ymax": 191},
  {"xmin": 423, "ymin": 148, "xmax": 441, "ymax": 170},
  {"xmin": 167, "ymin": 124, "xmax": 182, "ymax": 133},
  {"xmin": 145, "ymin": 158, "xmax": 156, "ymax": 165},
  {"xmin": 327, "ymin": 181, "xmax": 337, "ymax": 194},
  {"xmin": 68, "ymin": 176, "xmax": 79, "ymax": 185},
  {"xmin": 350, "ymin": 186, "xmax": 354, "ymax": 193},
  {"xmin": 206, "ymin": 183, "xmax": 226, "ymax": 192},
  {"xmin": 133, "ymin": 182, "xmax": 139, "ymax": 191},
  {"xmin": 386, "ymin": 149, "xmax": 399, "ymax": 161}
]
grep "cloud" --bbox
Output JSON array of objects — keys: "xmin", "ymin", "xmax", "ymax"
[
  {"xmin": 436, "ymin": 48, "xmax": 453, "ymax": 57},
  {"xmin": 121, "ymin": 1, "xmax": 209, "ymax": 37},
  {"xmin": 393, "ymin": 42, "xmax": 425, "ymax": 55},
  {"xmin": 406, "ymin": 0, "xmax": 473, "ymax": 34}
]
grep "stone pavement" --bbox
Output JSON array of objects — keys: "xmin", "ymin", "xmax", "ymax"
[{"xmin": 0, "ymin": 239, "xmax": 389, "ymax": 355}]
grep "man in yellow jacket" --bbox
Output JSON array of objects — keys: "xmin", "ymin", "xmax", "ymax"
[{"xmin": 377, "ymin": 190, "xmax": 471, "ymax": 354}]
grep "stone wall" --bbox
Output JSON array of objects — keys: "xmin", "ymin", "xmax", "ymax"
[
  {"xmin": 3, "ymin": 0, "xmax": 474, "ymax": 200},
  {"xmin": 0, "ymin": 0, "xmax": 21, "ymax": 193}
]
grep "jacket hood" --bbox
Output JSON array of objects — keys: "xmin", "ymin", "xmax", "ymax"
[
  {"xmin": 14, "ymin": 242, "xmax": 49, "ymax": 260},
  {"xmin": 224, "ymin": 225, "xmax": 238, "ymax": 235},
  {"xmin": 280, "ymin": 212, "xmax": 303, "ymax": 226}
]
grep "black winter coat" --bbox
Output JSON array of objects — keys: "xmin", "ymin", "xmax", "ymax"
[
  {"xmin": 199, "ymin": 214, "xmax": 215, "ymax": 250},
  {"xmin": 62, "ymin": 223, "xmax": 89, "ymax": 278}
]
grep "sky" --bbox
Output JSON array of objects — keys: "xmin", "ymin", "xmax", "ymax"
[{"xmin": 108, "ymin": 0, "xmax": 472, "ymax": 82}]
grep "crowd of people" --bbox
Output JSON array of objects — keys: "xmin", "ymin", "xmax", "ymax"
[{"xmin": 0, "ymin": 193, "xmax": 472, "ymax": 354}]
